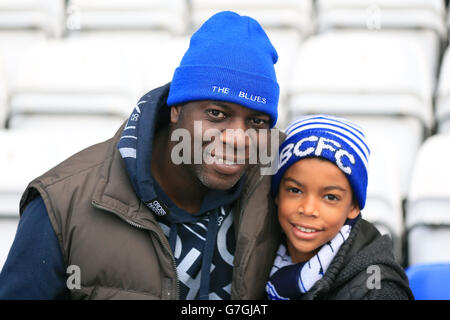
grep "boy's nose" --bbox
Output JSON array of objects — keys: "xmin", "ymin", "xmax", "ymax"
[{"xmin": 298, "ymin": 196, "xmax": 319, "ymax": 218}]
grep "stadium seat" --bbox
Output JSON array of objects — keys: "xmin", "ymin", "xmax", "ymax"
[
  {"xmin": 7, "ymin": 114, "xmax": 124, "ymax": 137},
  {"xmin": 189, "ymin": 0, "xmax": 315, "ymax": 38},
  {"xmin": 0, "ymin": 58, "xmax": 6, "ymax": 128},
  {"xmin": 406, "ymin": 134, "xmax": 450, "ymax": 265},
  {"xmin": 260, "ymin": 29, "xmax": 302, "ymax": 130},
  {"xmin": 0, "ymin": 31, "xmax": 47, "ymax": 86},
  {"xmin": 0, "ymin": 0, "xmax": 65, "ymax": 37},
  {"xmin": 66, "ymin": 0, "xmax": 189, "ymax": 35},
  {"xmin": 287, "ymin": 32, "xmax": 433, "ymax": 197},
  {"xmin": 7, "ymin": 37, "xmax": 140, "ymax": 122},
  {"xmin": 0, "ymin": 127, "xmax": 122, "ymax": 217},
  {"xmin": 288, "ymin": 32, "xmax": 434, "ymax": 126},
  {"xmin": 406, "ymin": 263, "xmax": 450, "ymax": 300},
  {"xmin": 316, "ymin": 0, "xmax": 447, "ymax": 41},
  {"xmin": 361, "ymin": 137, "xmax": 404, "ymax": 262},
  {"xmin": 436, "ymin": 46, "xmax": 450, "ymax": 133}
]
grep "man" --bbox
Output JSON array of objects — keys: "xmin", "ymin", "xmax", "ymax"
[{"xmin": 0, "ymin": 11, "xmax": 282, "ymax": 299}]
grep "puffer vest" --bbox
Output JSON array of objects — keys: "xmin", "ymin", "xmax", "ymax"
[{"xmin": 19, "ymin": 123, "xmax": 282, "ymax": 299}]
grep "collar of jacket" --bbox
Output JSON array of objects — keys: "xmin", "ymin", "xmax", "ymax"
[{"xmin": 302, "ymin": 219, "xmax": 412, "ymax": 300}]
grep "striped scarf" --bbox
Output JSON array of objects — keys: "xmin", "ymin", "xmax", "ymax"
[{"xmin": 266, "ymin": 215, "xmax": 360, "ymax": 300}]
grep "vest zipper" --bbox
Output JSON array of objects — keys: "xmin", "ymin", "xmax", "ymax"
[{"xmin": 91, "ymin": 200, "xmax": 180, "ymax": 299}]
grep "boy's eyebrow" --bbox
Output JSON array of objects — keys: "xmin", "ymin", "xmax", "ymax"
[
  {"xmin": 282, "ymin": 177, "xmax": 303, "ymax": 187},
  {"xmin": 323, "ymin": 185, "xmax": 347, "ymax": 192},
  {"xmin": 283, "ymin": 177, "xmax": 348, "ymax": 192}
]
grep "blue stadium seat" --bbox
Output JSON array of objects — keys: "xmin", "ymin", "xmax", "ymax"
[{"xmin": 406, "ymin": 263, "xmax": 450, "ymax": 300}]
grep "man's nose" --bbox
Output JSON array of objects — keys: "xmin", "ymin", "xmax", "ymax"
[{"xmin": 219, "ymin": 119, "xmax": 251, "ymax": 151}]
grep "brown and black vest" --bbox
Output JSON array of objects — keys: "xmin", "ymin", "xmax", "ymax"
[{"xmin": 20, "ymin": 123, "xmax": 282, "ymax": 299}]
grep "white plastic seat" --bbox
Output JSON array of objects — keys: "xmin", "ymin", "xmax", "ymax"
[
  {"xmin": 0, "ymin": 30, "xmax": 47, "ymax": 86},
  {"xmin": 287, "ymin": 32, "xmax": 432, "ymax": 197},
  {"xmin": 436, "ymin": 47, "xmax": 450, "ymax": 133},
  {"xmin": 316, "ymin": 0, "xmax": 447, "ymax": 41},
  {"xmin": 346, "ymin": 116, "xmax": 423, "ymax": 200},
  {"xmin": 190, "ymin": 0, "xmax": 314, "ymax": 38},
  {"xmin": 0, "ymin": 58, "xmax": 7, "ymax": 128},
  {"xmin": 262, "ymin": 29, "xmax": 302, "ymax": 129},
  {"xmin": 8, "ymin": 38, "xmax": 141, "ymax": 120},
  {"xmin": 0, "ymin": 126, "xmax": 123, "ymax": 216},
  {"xmin": 67, "ymin": 0, "xmax": 188, "ymax": 35},
  {"xmin": 288, "ymin": 32, "xmax": 434, "ymax": 128},
  {"xmin": 406, "ymin": 133, "xmax": 450, "ymax": 265},
  {"xmin": 361, "ymin": 137, "xmax": 404, "ymax": 262},
  {"xmin": 0, "ymin": 0, "xmax": 65, "ymax": 37},
  {"xmin": 7, "ymin": 114, "xmax": 124, "ymax": 136}
]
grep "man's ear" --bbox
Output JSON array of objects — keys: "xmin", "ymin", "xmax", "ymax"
[
  {"xmin": 170, "ymin": 105, "xmax": 183, "ymax": 124},
  {"xmin": 274, "ymin": 195, "xmax": 279, "ymax": 206}
]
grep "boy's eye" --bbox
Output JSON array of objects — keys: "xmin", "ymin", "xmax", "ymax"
[
  {"xmin": 287, "ymin": 187, "xmax": 302, "ymax": 194},
  {"xmin": 324, "ymin": 194, "xmax": 339, "ymax": 201}
]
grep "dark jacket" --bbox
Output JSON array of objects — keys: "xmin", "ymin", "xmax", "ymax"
[
  {"xmin": 302, "ymin": 219, "xmax": 414, "ymax": 300},
  {"xmin": 13, "ymin": 84, "xmax": 282, "ymax": 299}
]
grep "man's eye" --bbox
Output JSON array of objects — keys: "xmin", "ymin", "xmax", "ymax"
[
  {"xmin": 250, "ymin": 118, "xmax": 268, "ymax": 127},
  {"xmin": 207, "ymin": 109, "xmax": 226, "ymax": 119}
]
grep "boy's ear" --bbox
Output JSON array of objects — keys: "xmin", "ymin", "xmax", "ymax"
[
  {"xmin": 347, "ymin": 202, "xmax": 360, "ymax": 219},
  {"xmin": 274, "ymin": 195, "xmax": 279, "ymax": 206}
]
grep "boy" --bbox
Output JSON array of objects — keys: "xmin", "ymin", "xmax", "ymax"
[{"xmin": 266, "ymin": 115, "xmax": 414, "ymax": 300}]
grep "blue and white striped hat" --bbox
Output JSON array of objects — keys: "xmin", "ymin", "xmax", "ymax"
[{"xmin": 272, "ymin": 115, "xmax": 371, "ymax": 210}]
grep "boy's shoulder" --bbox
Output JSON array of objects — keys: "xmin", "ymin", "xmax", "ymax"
[{"xmin": 345, "ymin": 218, "xmax": 394, "ymax": 265}]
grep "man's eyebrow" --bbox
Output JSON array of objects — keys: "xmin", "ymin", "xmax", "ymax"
[
  {"xmin": 209, "ymin": 101, "xmax": 270, "ymax": 118},
  {"xmin": 209, "ymin": 101, "xmax": 231, "ymax": 110}
]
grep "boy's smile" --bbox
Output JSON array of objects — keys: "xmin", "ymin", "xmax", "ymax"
[{"xmin": 275, "ymin": 158, "xmax": 360, "ymax": 263}]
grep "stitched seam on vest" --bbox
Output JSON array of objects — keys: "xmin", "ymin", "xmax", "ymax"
[
  {"xmin": 77, "ymin": 285, "xmax": 161, "ymax": 298},
  {"xmin": 42, "ymin": 158, "xmax": 109, "ymax": 189}
]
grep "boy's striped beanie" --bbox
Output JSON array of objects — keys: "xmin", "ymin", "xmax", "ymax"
[{"xmin": 271, "ymin": 115, "xmax": 371, "ymax": 210}]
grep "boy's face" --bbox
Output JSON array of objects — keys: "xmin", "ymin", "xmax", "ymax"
[{"xmin": 275, "ymin": 158, "xmax": 359, "ymax": 263}]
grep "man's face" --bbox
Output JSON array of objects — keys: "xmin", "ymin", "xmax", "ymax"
[{"xmin": 170, "ymin": 100, "xmax": 271, "ymax": 190}]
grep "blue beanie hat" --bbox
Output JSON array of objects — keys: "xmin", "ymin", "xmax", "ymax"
[
  {"xmin": 167, "ymin": 11, "xmax": 280, "ymax": 128},
  {"xmin": 271, "ymin": 115, "xmax": 371, "ymax": 210}
]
